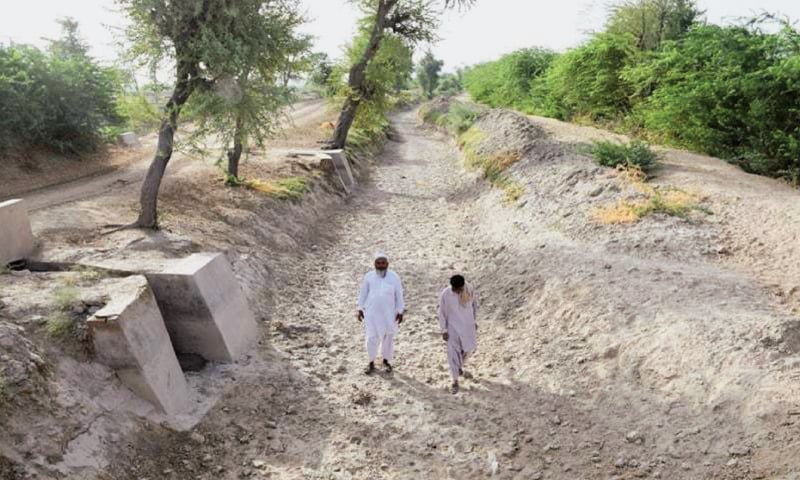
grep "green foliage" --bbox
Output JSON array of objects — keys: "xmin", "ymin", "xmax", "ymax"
[
  {"xmin": 435, "ymin": 72, "xmax": 463, "ymax": 97},
  {"xmin": 592, "ymin": 140, "xmax": 659, "ymax": 171},
  {"xmin": 116, "ymin": 93, "xmax": 162, "ymax": 133},
  {"xmin": 606, "ymin": 0, "xmax": 703, "ymax": 50},
  {"xmin": 459, "ymin": 3, "xmax": 800, "ymax": 180},
  {"xmin": 416, "ymin": 50, "xmax": 444, "ymax": 99},
  {"xmin": 47, "ymin": 285, "xmax": 79, "ymax": 338},
  {"xmin": 544, "ymin": 33, "xmax": 638, "ymax": 120},
  {"xmin": 626, "ymin": 23, "xmax": 800, "ymax": 178},
  {"xmin": 330, "ymin": 28, "xmax": 414, "ymax": 131},
  {"xmin": 308, "ymin": 52, "xmax": 335, "ymax": 95},
  {"xmin": 174, "ymin": 1, "xmax": 307, "ymax": 170},
  {"xmin": 0, "ymin": 19, "xmax": 123, "ymax": 154},
  {"xmin": 463, "ymin": 48, "xmax": 557, "ymax": 113}
]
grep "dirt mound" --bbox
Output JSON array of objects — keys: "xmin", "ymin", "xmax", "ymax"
[{"xmin": 470, "ymin": 108, "xmax": 548, "ymax": 158}]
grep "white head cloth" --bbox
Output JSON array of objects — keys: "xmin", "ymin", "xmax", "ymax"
[{"xmin": 374, "ymin": 251, "xmax": 388, "ymax": 261}]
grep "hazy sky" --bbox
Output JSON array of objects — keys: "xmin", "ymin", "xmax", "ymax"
[{"xmin": 2, "ymin": 1, "xmax": 799, "ymax": 72}]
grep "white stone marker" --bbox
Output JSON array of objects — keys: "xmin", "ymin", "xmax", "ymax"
[
  {"xmin": 0, "ymin": 199, "xmax": 34, "ymax": 266},
  {"xmin": 87, "ymin": 276, "xmax": 191, "ymax": 415}
]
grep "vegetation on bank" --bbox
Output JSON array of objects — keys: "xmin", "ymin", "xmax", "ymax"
[
  {"xmin": 421, "ymin": 101, "xmax": 524, "ymax": 203},
  {"xmin": 0, "ymin": 19, "xmax": 122, "ymax": 155},
  {"xmin": 463, "ymin": 1, "xmax": 800, "ymax": 182}
]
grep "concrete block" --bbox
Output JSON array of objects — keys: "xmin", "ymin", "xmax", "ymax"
[
  {"xmin": 145, "ymin": 253, "xmax": 258, "ymax": 362},
  {"xmin": 118, "ymin": 132, "xmax": 139, "ymax": 147},
  {"xmin": 284, "ymin": 149, "xmax": 356, "ymax": 193},
  {"xmin": 87, "ymin": 276, "xmax": 190, "ymax": 415},
  {"xmin": 0, "ymin": 199, "xmax": 34, "ymax": 265},
  {"xmin": 325, "ymin": 149, "xmax": 356, "ymax": 192}
]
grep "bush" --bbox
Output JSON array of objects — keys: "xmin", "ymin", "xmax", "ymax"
[
  {"xmin": 625, "ymin": 24, "xmax": 800, "ymax": 180},
  {"xmin": 116, "ymin": 93, "xmax": 162, "ymax": 133},
  {"xmin": 592, "ymin": 140, "xmax": 658, "ymax": 171},
  {"xmin": 544, "ymin": 33, "xmax": 638, "ymax": 120},
  {"xmin": 463, "ymin": 48, "xmax": 557, "ymax": 113},
  {"xmin": 0, "ymin": 41, "xmax": 122, "ymax": 155}
]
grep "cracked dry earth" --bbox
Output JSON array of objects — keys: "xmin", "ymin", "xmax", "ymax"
[{"xmin": 102, "ymin": 109, "xmax": 800, "ymax": 480}]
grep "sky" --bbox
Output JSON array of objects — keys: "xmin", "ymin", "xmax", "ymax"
[{"xmin": 1, "ymin": 0, "xmax": 799, "ymax": 73}]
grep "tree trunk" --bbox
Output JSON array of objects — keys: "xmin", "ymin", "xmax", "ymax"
[
  {"xmin": 135, "ymin": 62, "xmax": 197, "ymax": 228},
  {"xmin": 227, "ymin": 114, "xmax": 245, "ymax": 180},
  {"xmin": 328, "ymin": 0, "xmax": 397, "ymax": 149}
]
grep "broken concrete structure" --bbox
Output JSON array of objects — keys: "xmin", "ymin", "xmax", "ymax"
[
  {"xmin": 284, "ymin": 149, "xmax": 356, "ymax": 193},
  {"xmin": 0, "ymin": 199, "xmax": 35, "ymax": 266},
  {"xmin": 324, "ymin": 149, "xmax": 356, "ymax": 192},
  {"xmin": 87, "ymin": 276, "xmax": 190, "ymax": 415},
  {"xmin": 144, "ymin": 253, "xmax": 259, "ymax": 363}
]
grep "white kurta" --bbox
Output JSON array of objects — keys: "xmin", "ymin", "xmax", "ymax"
[
  {"xmin": 438, "ymin": 287, "xmax": 478, "ymax": 380},
  {"xmin": 357, "ymin": 270, "xmax": 405, "ymax": 339}
]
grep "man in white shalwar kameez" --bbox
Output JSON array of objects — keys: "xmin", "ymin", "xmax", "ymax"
[
  {"xmin": 438, "ymin": 274, "xmax": 478, "ymax": 394},
  {"xmin": 357, "ymin": 252, "xmax": 405, "ymax": 375}
]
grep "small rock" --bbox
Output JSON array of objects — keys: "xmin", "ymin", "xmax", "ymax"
[
  {"xmin": 728, "ymin": 445, "xmax": 751, "ymax": 457},
  {"xmin": 681, "ymin": 462, "xmax": 691, "ymax": 471},
  {"xmin": 189, "ymin": 432, "xmax": 206, "ymax": 444},
  {"xmin": 727, "ymin": 458, "xmax": 738, "ymax": 467},
  {"xmin": 202, "ymin": 454, "xmax": 213, "ymax": 463},
  {"xmin": 614, "ymin": 457, "xmax": 627, "ymax": 469},
  {"xmin": 252, "ymin": 460, "xmax": 266, "ymax": 468},
  {"xmin": 626, "ymin": 431, "xmax": 645, "ymax": 445},
  {"xmin": 10, "ymin": 269, "xmax": 30, "ymax": 277}
]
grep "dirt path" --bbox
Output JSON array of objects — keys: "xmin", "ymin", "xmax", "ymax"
[
  {"xmin": 101, "ymin": 108, "xmax": 800, "ymax": 480},
  {"xmin": 18, "ymin": 99, "xmax": 326, "ymax": 211}
]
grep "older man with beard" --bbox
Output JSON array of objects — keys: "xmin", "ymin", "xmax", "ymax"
[{"xmin": 357, "ymin": 252, "xmax": 405, "ymax": 375}]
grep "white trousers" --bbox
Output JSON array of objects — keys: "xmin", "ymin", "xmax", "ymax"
[{"xmin": 366, "ymin": 334, "xmax": 395, "ymax": 363}]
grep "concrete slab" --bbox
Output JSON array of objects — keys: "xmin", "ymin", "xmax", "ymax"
[
  {"xmin": 87, "ymin": 276, "xmax": 190, "ymax": 415},
  {"xmin": 282, "ymin": 148, "xmax": 356, "ymax": 193},
  {"xmin": 118, "ymin": 132, "xmax": 139, "ymax": 147},
  {"xmin": 0, "ymin": 199, "xmax": 34, "ymax": 266},
  {"xmin": 145, "ymin": 253, "xmax": 258, "ymax": 362},
  {"xmin": 324, "ymin": 149, "xmax": 356, "ymax": 191}
]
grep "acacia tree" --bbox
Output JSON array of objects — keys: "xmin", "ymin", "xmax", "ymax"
[
  {"xmin": 416, "ymin": 50, "xmax": 444, "ymax": 98},
  {"xmin": 117, "ymin": 0, "xmax": 305, "ymax": 228},
  {"xmin": 607, "ymin": 0, "xmax": 703, "ymax": 50},
  {"xmin": 327, "ymin": 0, "xmax": 475, "ymax": 149},
  {"xmin": 185, "ymin": 4, "xmax": 308, "ymax": 181}
]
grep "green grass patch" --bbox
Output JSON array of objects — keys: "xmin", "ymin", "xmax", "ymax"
[
  {"xmin": 591, "ymin": 140, "xmax": 659, "ymax": 172},
  {"xmin": 47, "ymin": 285, "xmax": 80, "ymax": 337}
]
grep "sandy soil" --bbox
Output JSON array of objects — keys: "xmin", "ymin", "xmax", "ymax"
[
  {"xmin": 3, "ymin": 103, "xmax": 800, "ymax": 480},
  {"xmin": 97, "ymin": 109, "xmax": 800, "ymax": 480}
]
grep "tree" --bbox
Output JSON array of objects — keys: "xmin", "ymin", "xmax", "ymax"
[
  {"xmin": 47, "ymin": 17, "xmax": 90, "ymax": 58},
  {"xmin": 327, "ymin": 0, "xmax": 475, "ymax": 150},
  {"xmin": 116, "ymin": 0, "xmax": 306, "ymax": 229},
  {"xmin": 606, "ymin": 0, "xmax": 704, "ymax": 50},
  {"xmin": 308, "ymin": 52, "xmax": 334, "ymax": 93},
  {"xmin": 185, "ymin": 3, "xmax": 308, "ymax": 181},
  {"xmin": 416, "ymin": 50, "xmax": 444, "ymax": 98}
]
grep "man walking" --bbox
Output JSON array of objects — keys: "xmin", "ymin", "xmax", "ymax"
[
  {"xmin": 438, "ymin": 274, "xmax": 478, "ymax": 394},
  {"xmin": 357, "ymin": 252, "xmax": 405, "ymax": 375}
]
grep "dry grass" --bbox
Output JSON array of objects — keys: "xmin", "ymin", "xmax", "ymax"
[
  {"xmin": 592, "ymin": 188, "xmax": 705, "ymax": 224},
  {"xmin": 458, "ymin": 127, "xmax": 525, "ymax": 203},
  {"xmin": 246, "ymin": 176, "xmax": 309, "ymax": 200}
]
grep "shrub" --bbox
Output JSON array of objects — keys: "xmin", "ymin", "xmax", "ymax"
[
  {"xmin": 544, "ymin": 33, "xmax": 638, "ymax": 120},
  {"xmin": 592, "ymin": 140, "xmax": 658, "ymax": 171},
  {"xmin": 624, "ymin": 24, "xmax": 800, "ymax": 180},
  {"xmin": 463, "ymin": 48, "xmax": 557, "ymax": 114},
  {"xmin": 0, "ymin": 30, "xmax": 123, "ymax": 154}
]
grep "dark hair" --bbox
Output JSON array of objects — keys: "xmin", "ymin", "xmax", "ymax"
[{"xmin": 450, "ymin": 275, "xmax": 465, "ymax": 289}]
